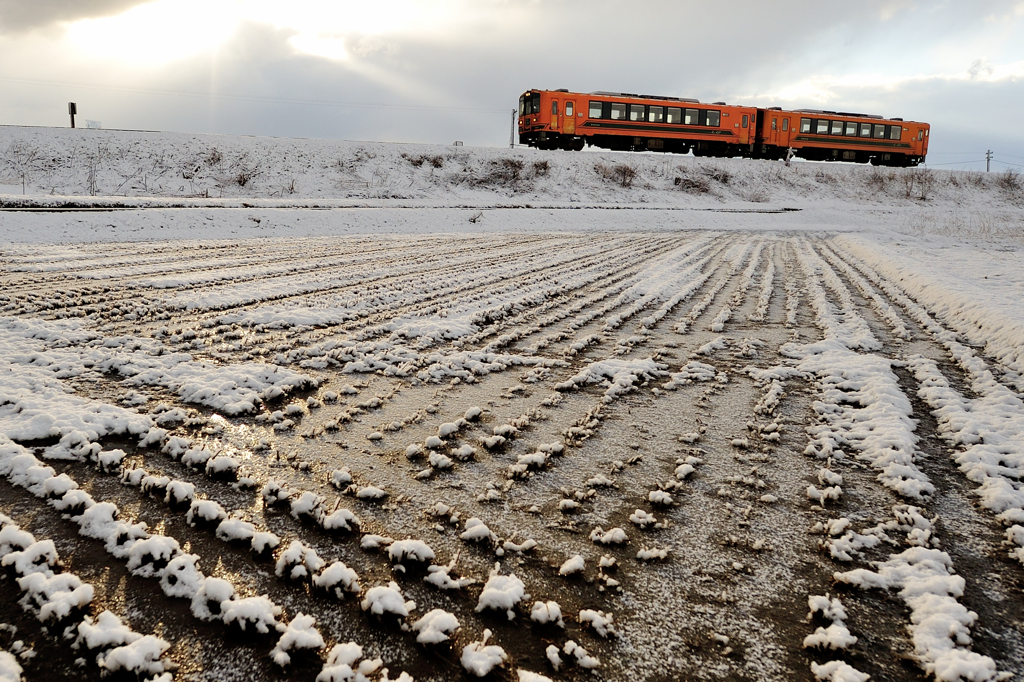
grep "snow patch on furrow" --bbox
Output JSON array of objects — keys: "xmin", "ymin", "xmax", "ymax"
[
  {"xmin": 792, "ymin": 239, "xmax": 878, "ymax": 351},
  {"xmin": 836, "ymin": 234, "xmax": 1024, "ymax": 391},
  {"xmin": 748, "ymin": 244, "xmax": 776, "ymax": 323},
  {"xmin": 815, "ymin": 242, "xmax": 911, "ymax": 340},
  {"xmin": 834, "ymin": 509, "xmax": 1001, "ymax": 681},
  {"xmin": 783, "ymin": 340, "xmax": 933, "ymax": 499},
  {"xmin": 675, "ymin": 241, "xmax": 752, "ymax": 333},
  {"xmin": 908, "ymin": 355, "xmax": 1024, "ymax": 563},
  {"xmin": 709, "ymin": 240, "xmax": 763, "ymax": 332}
]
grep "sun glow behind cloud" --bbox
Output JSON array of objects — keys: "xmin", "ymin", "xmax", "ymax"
[{"xmin": 62, "ymin": 0, "xmax": 478, "ymax": 66}]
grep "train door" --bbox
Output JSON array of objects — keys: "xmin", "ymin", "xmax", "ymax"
[
  {"xmin": 551, "ymin": 99, "xmax": 559, "ymax": 132},
  {"xmin": 564, "ymin": 100, "xmax": 576, "ymax": 135},
  {"xmin": 777, "ymin": 117, "xmax": 791, "ymax": 147},
  {"xmin": 769, "ymin": 115, "xmax": 779, "ymax": 146}
]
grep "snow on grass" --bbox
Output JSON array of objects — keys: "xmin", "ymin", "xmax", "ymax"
[
  {"xmin": 475, "ymin": 563, "xmax": 528, "ymax": 620},
  {"xmin": 810, "ymin": 660, "xmax": 869, "ymax": 682},
  {"xmin": 275, "ymin": 540, "xmax": 325, "ymax": 580},
  {"xmin": 190, "ymin": 577, "xmax": 236, "ymax": 621},
  {"xmin": 461, "ymin": 629, "xmax": 507, "ymax": 677},
  {"xmin": 558, "ymin": 555, "xmax": 585, "ymax": 576},
  {"xmin": 74, "ymin": 611, "xmax": 170, "ymax": 678},
  {"xmin": 271, "ymin": 613, "xmax": 325, "ymax": 667},
  {"xmin": 460, "ymin": 518, "xmax": 498, "ymax": 545},
  {"xmin": 221, "ymin": 595, "xmax": 284, "ymax": 634},
  {"xmin": 361, "ymin": 581, "xmax": 416, "ymax": 622},
  {"xmin": 555, "ymin": 357, "xmax": 668, "ymax": 402},
  {"xmin": 313, "ymin": 561, "xmax": 362, "ymax": 599},
  {"xmin": 0, "ymin": 650, "xmax": 21, "ymax": 682},
  {"xmin": 589, "ymin": 527, "xmax": 629, "ymax": 545},
  {"xmin": 563, "ymin": 640, "xmax": 601, "ymax": 669},
  {"xmin": 530, "ymin": 601, "xmax": 565, "ymax": 628},
  {"xmin": 579, "ymin": 609, "xmax": 617, "ymax": 638},
  {"xmin": 388, "ymin": 539, "xmax": 436, "ymax": 566},
  {"xmin": 803, "ymin": 595, "xmax": 857, "ymax": 650},
  {"xmin": 411, "ymin": 609, "xmax": 460, "ymax": 644},
  {"xmin": 159, "ymin": 553, "xmax": 204, "ymax": 599}
]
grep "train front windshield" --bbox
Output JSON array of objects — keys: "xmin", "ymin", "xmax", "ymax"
[{"xmin": 519, "ymin": 92, "xmax": 541, "ymax": 116}]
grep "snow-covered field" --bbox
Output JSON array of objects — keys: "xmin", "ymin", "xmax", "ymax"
[{"xmin": 2, "ymin": 125, "xmax": 1024, "ymax": 682}]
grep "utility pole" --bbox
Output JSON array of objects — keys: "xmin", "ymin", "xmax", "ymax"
[
  {"xmin": 68, "ymin": 102, "xmax": 77, "ymax": 129},
  {"xmin": 510, "ymin": 109, "xmax": 516, "ymax": 149},
  {"xmin": 986, "ymin": 150, "xmax": 993, "ymax": 172}
]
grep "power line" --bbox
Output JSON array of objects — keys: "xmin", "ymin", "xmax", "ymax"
[
  {"xmin": 992, "ymin": 159, "xmax": 1024, "ymax": 169},
  {"xmin": 0, "ymin": 76, "xmax": 510, "ymax": 116},
  {"xmin": 923, "ymin": 160, "xmax": 987, "ymax": 167}
]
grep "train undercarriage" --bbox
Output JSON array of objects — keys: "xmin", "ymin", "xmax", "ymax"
[{"xmin": 519, "ymin": 132, "xmax": 922, "ymax": 167}]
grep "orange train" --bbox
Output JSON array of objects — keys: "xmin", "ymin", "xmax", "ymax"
[{"xmin": 518, "ymin": 89, "xmax": 929, "ymax": 167}]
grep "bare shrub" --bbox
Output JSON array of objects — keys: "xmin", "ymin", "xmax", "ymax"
[
  {"xmin": 914, "ymin": 168, "xmax": 935, "ymax": 200},
  {"xmin": 1, "ymin": 142, "xmax": 44, "ymax": 194},
  {"xmin": 595, "ymin": 163, "xmax": 637, "ymax": 187},
  {"xmin": 996, "ymin": 169, "xmax": 1021, "ymax": 192},
  {"xmin": 899, "ymin": 168, "xmax": 935, "ymax": 200},
  {"xmin": 206, "ymin": 148, "xmax": 223, "ymax": 166},
  {"xmin": 673, "ymin": 174, "xmax": 710, "ymax": 194},
  {"xmin": 966, "ymin": 171, "xmax": 986, "ymax": 188},
  {"xmin": 532, "ymin": 160, "xmax": 550, "ymax": 177},
  {"xmin": 814, "ymin": 168, "xmax": 837, "ymax": 184},
  {"xmin": 901, "ymin": 171, "xmax": 916, "ymax": 199},
  {"xmin": 865, "ymin": 167, "xmax": 891, "ymax": 192},
  {"xmin": 472, "ymin": 158, "xmax": 529, "ymax": 192},
  {"xmin": 235, "ymin": 168, "xmax": 258, "ymax": 187},
  {"xmin": 747, "ymin": 189, "xmax": 770, "ymax": 203},
  {"xmin": 403, "ymin": 154, "xmax": 444, "ymax": 169},
  {"xmin": 702, "ymin": 166, "xmax": 731, "ymax": 184}
]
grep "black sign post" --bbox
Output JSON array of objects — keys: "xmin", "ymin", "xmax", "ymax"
[{"xmin": 68, "ymin": 102, "xmax": 77, "ymax": 128}]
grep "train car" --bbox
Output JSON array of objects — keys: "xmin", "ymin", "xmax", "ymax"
[
  {"xmin": 518, "ymin": 89, "xmax": 758, "ymax": 157},
  {"xmin": 518, "ymin": 88, "xmax": 929, "ymax": 167},
  {"xmin": 752, "ymin": 108, "xmax": 929, "ymax": 166}
]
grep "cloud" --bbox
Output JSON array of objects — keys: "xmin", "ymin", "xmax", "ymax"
[{"xmin": 0, "ymin": 0, "xmax": 142, "ymax": 33}]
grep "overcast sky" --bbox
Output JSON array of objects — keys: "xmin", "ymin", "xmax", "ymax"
[{"xmin": 2, "ymin": 0, "xmax": 1024, "ymax": 171}]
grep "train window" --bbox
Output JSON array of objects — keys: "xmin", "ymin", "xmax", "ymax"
[
  {"xmin": 889, "ymin": 126, "xmax": 901, "ymax": 140},
  {"xmin": 518, "ymin": 96, "xmax": 525, "ymax": 117},
  {"xmin": 589, "ymin": 101, "xmax": 603, "ymax": 118},
  {"xmin": 873, "ymin": 124, "xmax": 886, "ymax": 138},
  {"xmin": 918, "ymin": 130, "xmax": 924, "ymax": 141},
  {"xmin": 685, "ymin": 108, "xmax": 699, "ymax": 125},
  {"xmin": 649, "ymin": 106, "xmax": 664, "ymax": 123},
  {"xmin": 816, "ymin": 120, "xmax": 829, "ymax": 134},
  {"xmin": 706, "ymin": 110, "xmax": 721, "ymax": 126},
  {"xmin": 610, "ymin": 103, "xmax": 626, "ymax": 120},
  {"xmin": 860, "ymin": 123, "xmax": 871, "ymax": 137},
  {"xmin": 771, "ymin": 117, "xmax": 777, "ymax": 130},
  {"xmin": 742, "ymin": 114, "xmax": 749, "ymax": 128},
  {"xmin": 667, "ymin": 107, "xmax": 681, "ymax": 123},
  {"xmin": 845, "ymin": 122, "xmax": 857, "ymax": 136},
  {"xmin": 782, "ymin": 118, "xmax": 789, "ymax": 131},
  {"xmin": 831, "ymin": 121, "xmax": 844, "ymax": 135},
  {"xmin": 531, "ymin": 93, "xmax": 540, "ymax": 114},
  {"xmin": 552, "ymin": 101, "xmax": 558, "ymax": 115},
  {"xmin": 629, "ymin": 104, "xmax": 645, "ymax": 121},
  {"xmin": 800, "ymin": 118, "xmax": 811, "ymax": 133},
  {"xmin": 566, "ymin": 102, "xmax": 574, "ymax": 116}
]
